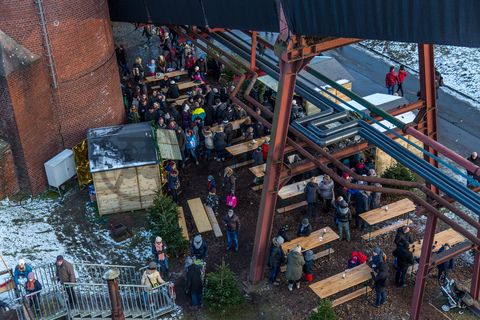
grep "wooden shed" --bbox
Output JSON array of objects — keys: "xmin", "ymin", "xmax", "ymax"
[{"xmin": 88, "ymin": 123, "xmax": 161, "ymax": 215}]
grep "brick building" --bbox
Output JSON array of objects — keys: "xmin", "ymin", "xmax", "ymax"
[{"xmin": 0, "ymin": 0, "xmax": 124, "ymax": 195}]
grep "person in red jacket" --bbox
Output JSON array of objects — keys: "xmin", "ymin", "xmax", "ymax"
[
  {"xmin": 385, "ymin": 66, "xmax": 397, "ymax": 95},
  {"xmin": 261, "ymin": 137, "xmax": 270, "ymax": 161},
  {"xmin": 396, "ymin": 65, "xmax": 408, "ymax": 96}
]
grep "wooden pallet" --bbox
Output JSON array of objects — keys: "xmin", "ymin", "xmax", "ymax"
[
  {"xmin": 331, "ymin": 286, "xmax": 372, "ymax": 307},
  {"xmin": 204, "ymin": 204, "xmax": 223, "ymax": 237},
  {"xmin": 187, "ymin": 198, "xmax": 213, "ymax": 233},
  {"xmin": 276, "ymin": 201, "xmax": 307, "ymax": 214},
  {"xmin": 281, "ymin": 248, "xmax": 335, "ymax": 272},
  {"xmin": 361, "ymin": 219, "xmax": 412, "ymax": 241},
  {"xmin": 177, "ymin": 207, "xmax": 190, "ymax": 240}
]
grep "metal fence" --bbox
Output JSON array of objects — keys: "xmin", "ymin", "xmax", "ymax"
[{"xmin": 14, "ymin": 284, "xmax": 68, "ymax": 320}]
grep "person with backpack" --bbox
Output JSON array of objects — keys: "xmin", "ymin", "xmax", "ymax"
[
  {"xmin": 392, "ymin": 240, "xmax": 414, "ymax": 287},
  {"xmin": 334, "ymin": 197, "xmax": 351, "ymax": 242},
  {"xmin": 268, "ymin": 236, "xmax": 285, "ymax": 285}
]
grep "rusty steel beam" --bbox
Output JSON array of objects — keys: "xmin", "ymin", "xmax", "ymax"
[
  {"xmin": 251, "ymin": 31, "xmax": 257, "ymax": 71},
  {"xmin": 409, "ymin": 43, "xmax": 439, "ymax": 320},
  {"xmin": 472, "ymin": 219, "xmax": 480, "ymax": 300},
  {"xmin": 287, "ymin": 37, "xmax": 361, "ymax": 62},
  {"xmin": 429, "ymin": 242, "xmax": 475, "ymax": 269},
  {"xmin": 249, "ymin": 57, "xmax": 303, "ymax": 284}
]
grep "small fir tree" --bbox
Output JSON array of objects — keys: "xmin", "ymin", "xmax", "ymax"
[
  {"xmin": 310, "ymin": 300, "xmax": 337, "ymax": 320},
  {"xmin": 381, "ymin": 162, "xmax": 416, "ymax": 189},
  {"xmin": 203, "ymin": 261, "xmax": 244, "ymax": 313},
  {"xmin": 147, "ymin": 194, "xmax": 188, "ymax": 257}
]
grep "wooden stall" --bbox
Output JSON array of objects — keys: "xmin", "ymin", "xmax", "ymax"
[{"xmin": 88, "ymin": 123, "xmax": 161, "ymax": 215}]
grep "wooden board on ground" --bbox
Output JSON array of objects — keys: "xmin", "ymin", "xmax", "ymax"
[
  {"xmin": 276, "ymin": 201, "xmax": 307, "ymax": 214},
  {"xmin": 226, "ymin": 136, "xmax": 269, "ymax": 156},
  {"xmin": 156, "ymin": 128, "xmax": 182, "ymax": 160},
  {"xmin": 309, "ymin": 263, "xmax": 373, "ymax": 299},
  {"xmin": 282, "ymin": 227, "xmax": 339, "ymax": 253},
  {"xmin": 249, "ymin": 164, "xmax": 266, "ymax": 178},
  {"xmin": 187, "ymin": 198, "xmax": 213, "ymax": 233},
  {"xmin": 177, "ymin": 207, "xmax": 189, "ymax": 241},
  {"xmin": 410, "ymin": 228, "xmax": 466, "ymax": 258},
  {"xmin": 360, "ymin": 198, "xmax": 416, "ymax": 226},
  {"xmin": 204, "ymin": 204, "xmax": 223, "ymax": 237},
  {"xmin": 145, "ymin": 70, "xmax": 187, "ymax": 84},
  {"xmin": 281, "ymin": 248, "xmax": 334, "ymax": 272},
  {"xmin": 229, "ymin": 159, "xmax": 254, "ymax": 169},
  {"xmin": 211, "ymin": 118, "xmax": 249, "ymax": 133},
  {"xmin": 361, "ymin": 219, "xmax": 412, "ymax": 241},
  {"xmin": 278, "ymin": 175, "xmax": 324, "ymax": 200},
  {"xmin": 332, "ymin": 287, "xmax": 372, "ymax": 307},
  {"xmin": 178, "ymin": 81, "xmax": 202, "ymax": 91}
]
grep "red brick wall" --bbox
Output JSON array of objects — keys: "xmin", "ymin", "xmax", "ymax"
[
  {"xmin": 0, "ymin": 0, "xmax": 124, "ymax": 194},
  {"xmin": 0, "ymin": 141, "xmax": 20, "ymax": 199}
]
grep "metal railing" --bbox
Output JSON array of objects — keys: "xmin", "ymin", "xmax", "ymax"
[
  {"xmin": 73, "ymin": 262, "xmax": 140, "ymax": 285},
  {"xmin": 14, "ymin": 284, "xmax": 68, "ymax": 320}
]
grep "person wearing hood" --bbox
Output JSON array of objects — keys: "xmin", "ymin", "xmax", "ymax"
[
  {"xmin": 13, "ymin": 259, "xmax": 33, "ymax": 286},
  {"xmin": 222, "ymin": 167, "xmax": 236, "ymax": 194},
  {"xmin": 303, "ymin": 250, "xmax": 314, "ymax": 284},
  {"xmin": 370, "ymin": 248, "xmax": 389, "ymax": 307},
  {"xmin": 334, "ymin": 196, "xmax": 351, "ymax": 242},
  {"xmin": 318, "ymin": 174, "xmax": 334, "ymax": 212},
  {"xmin": 213, "ymin": 127, "xmax": 227, "ymax": 161},
  {"xmin": 297, "ymin": 218, "xmax": 312, "ymax": 237},
  {"xmin": 205, "ymin": 187, "xmax": 219, "ymax": 216},
  {"xmin": 185, "ymin": 257, "xmax": 203, "ymax": 308},
  {"xmin": 167, "ymin": 80, "xmax": 180, "ymax": 99},
  {"xmin": 394, "ymin": 226, "xmax": 413, "ymax": 247},
  {"xmin": 25, "ymin": 272, "xmax": 42, "ymax": 314},
  {"xmin": 286, "ymin": 245, "xmax": 305, "ymax": 291},
  {"xmin": 152, "ymin": 237, "xmax": 169, "ymax": 277},
  {"xmin": 392, "ymin": 240, "xmax": 414, "ymax": 287},
  {"xmin": 268, "ymin": 236, "xmax": 285, "ymax": 285},
  {"xmin": 224, "ymin": 209, "xmax": 240, "ymax": 252},
  {"xmin": 370, "ymin": 247, "xmax": 386, "ymax": 270},
  {"xmin": 191, "ymin": 234, "xmax": 208, "ymax": 259},
  {"xmin": 304, "ymin": 177, "xmax": 320, "ymax": 217}
]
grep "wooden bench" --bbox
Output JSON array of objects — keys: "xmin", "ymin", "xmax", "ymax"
[
  {"xmin": 151, "ymin": 85, "xmax": 161, "ymax": 90},
  {"xmin": 187, "ymin": 198, "xmax": 213, "ymax": 233},
  {"xmin": 281, "ymin": 248, "xmax": 335, "ymax": 272},
  {"xmin": 251, "ymin": 185, "xmax": 263, "ymax": 191},
  {"xmin": 177, "ymin": 207, "xmax": 190, "ymax": 240},
  {"xmin": 361, "ymin": 219, "xmax": 412, "ymax": 241},
  {"xmin": 229, "ymin": 159, "xmax": 254, "ymax": 169},
  {"xmin": 178, "ymin": 81, "xmax": 202, "ymax": 91},
  {"xmin": 276, "ymin": 201, "xmax": 307, "ymax": 214},
  {"xmin": 331, "ymin": 287, "xmax": 372, "ymax": 307},
  {"xmin": 203, "ymin": 204, "xmax": 223, "ymax": 237},
  {"xmin": 167, "ymin": 94, "xmax": 188, "ymax": 103}
]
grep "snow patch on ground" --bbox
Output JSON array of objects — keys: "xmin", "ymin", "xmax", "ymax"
[
  {"xmin": 0, "ymin": 196, "xmax": 73, "ymax": 268},
  {"xmin": 357, "ymin": 41, "xmax": 480, "ymax": 110}
]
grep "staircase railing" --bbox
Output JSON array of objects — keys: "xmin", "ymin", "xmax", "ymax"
[{"xmin": 14, "ymin": 284, "xmax": 68, "ymax": 320}]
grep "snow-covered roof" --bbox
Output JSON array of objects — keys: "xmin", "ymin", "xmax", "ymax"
[
  {"xmin": 87, "ymin": 122, "xmax": 158, "ymax": 173},
  {"xmin": 371, "ymin": 112, "xmax": 416, "ymax": 133},
  {"xmin": 338, "ymin": 93, "xmax": 409, "ymax": 113}
]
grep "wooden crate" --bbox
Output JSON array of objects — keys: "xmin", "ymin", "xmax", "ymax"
[{"xmin": 93, "ymin": 164, "xmax": 161, "ymax": 215}]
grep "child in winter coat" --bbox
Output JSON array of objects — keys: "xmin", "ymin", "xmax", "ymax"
[
  {"xmin": 303, "ymin": 250, "xmax": 314, "ymax": 283},
  {"xmin": 205, "ymin": 188, "xmax": 219, "ymax": 216}
]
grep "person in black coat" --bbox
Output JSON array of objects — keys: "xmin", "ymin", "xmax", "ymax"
[
  {"xmin": 437, "ymin": 243, "xmax": 454, "ymax": 280},
  {"xmin": 268, "ymin": 236, "xmax": 285, "ymax": 285},
  {"xmin": 185, "ymin": 257, "xmax": 203, "ymax": 308},
  {"xmin": 394, "ymin": 226, "xmax": 413, "ymax": 247},
  {"xmin": 204, "ymin": 104, "xmax": 215, "ymax": 126},
  {"xmin": 167, "ymin": 80, "xmax": 180, "ymax": 99},
  {"xmin": 354, "ymin": 190, "xmax": 369, "ymax": 231},
  {"xmin": 392, "ymin": 240, "xmax": 414, "ymax": 287},
  {"xmin": 371, "ymin": 261, "xmax": 388, "ymax": 307},
  {"xmin": 297, "ymin": 218, "xmax": 312, "ymax": 237},
  {"xmin": 191, "ymin": 234, "xmax": 208, "ymax": 260}
]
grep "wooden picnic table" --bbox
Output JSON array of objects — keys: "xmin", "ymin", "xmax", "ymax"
[
  {"xmin": 226, "ymin": 136, "xmax": 269, "ymax": 156},
  {"xmin": 410, "ymin": 228, "xmax": 466, "ymax": 258},
  {"xmin": 281, "ymin": 226, "xmax": 339, "ymax": 253},
  {"xmin": 249, "ymin": 164, "xmax": 266, "ymax": 178},
  {"xmin": 145, "ymin": 70, "xmax": 188, "ymax": 84},
  {"xmin": 360, "ymin": 198, "xmax": 416, "ymax": 226},
  {"xmin": 309, "ymin": 263, "xmax": 373, "ymax": 299},
  {"xmin": 178, "ymin": 81, "xmax": 203, "ymax": 91},
  {"xmin": 278, "ymin": 176, "xmax": 324, "ymax": 200},
  {"xmin": 210, "ymin": 117, "xmax": 249, "ymax": 133}
]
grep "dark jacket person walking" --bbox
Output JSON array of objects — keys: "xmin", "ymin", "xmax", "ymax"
[{"xmin": 56, "ymin": 255, "xmax": 77, "ymax": 306}]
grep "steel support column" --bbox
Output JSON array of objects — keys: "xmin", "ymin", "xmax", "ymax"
[
  {"xmin": 250, "ymin": 31, "xmax": 257, "ymax": 71},
  {"xmin": 410, "ymin": 43, "xmax": 439, "ymax": 320},
  {"xmin": 248, "ymin": 58, "xmax": 302, "ymax": 284},
  {"xmin": 471, "ymin": 219, "xmax": 480, "ymax": 299}
]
